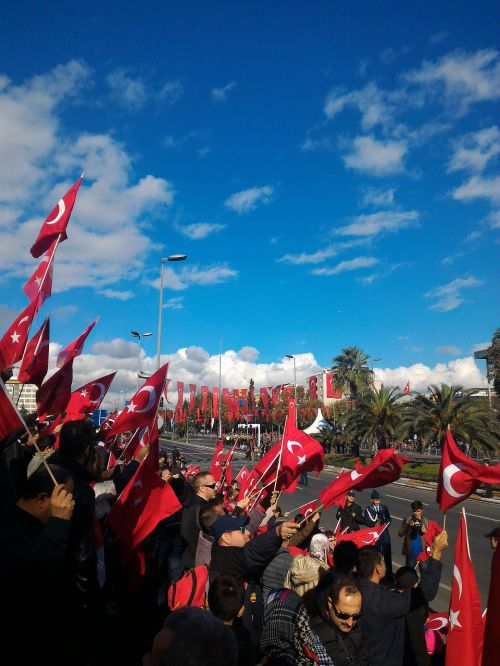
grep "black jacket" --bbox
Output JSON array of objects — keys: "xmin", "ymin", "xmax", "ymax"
[
  {"xmin": 363, "ymin": 503, "xmax": 392, "ymax": 544},
  {"xmin": 357, "ymin": 579, "xmax": 411, "ymax": 666},
  {"xmin": 336, "ymin": 502, "xmax": 364, "ymax": 532},
  {"xmin": 180, "ymin": 492, "xmax": 207, "ymax": 569}
]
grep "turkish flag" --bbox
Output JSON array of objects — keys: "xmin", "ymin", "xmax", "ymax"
[
  {"xmin": 100, "ymin": 408, "xmax": 118, "ymax": 433},
  {"xmin": 56, "ymin": 318, "xmax": 98, "ymax": 368},
  {"xmin": 320, "ymin": 449, "xmax": 408, "ymax": 509},
  {"xmin": 326, "ymin": 373, "xmax": 341, "ymax": 399},
  {"xmin": 0, "ymin": 377, "xmax": 28, "ymax": 441},
  {"xmin": 18, "ymin": 318, "xmax": 50, "ymax": 387},
  {"xmin": 437, "ymin": 431, "xmax": 500, "ymax": 512},
  {"xmin": 482, "ymin": 542, "xmax": 500, "ymax": 665},
  {"xmin": 271, "ymin": 387, "xmax": 279, "ymax": 406},
  {"xmin": 162, "ymin": 378, "xmax": 171, "ymax": 404},
  {"xmin": 120, "ymin": 424, "xmax": 150, "ymax": 461},
  {"xmin": 212, "ymin": 386, "xmax": 219, "ymax": 418},
  {"xmin": 0, "ymin": 300, "xmax": 37, "ymax": 369},
  {"xmin": 297, "ymin": 500, "xmax": 319, "ymax": 520},
  {"xmin": 189, "ymin": 384, "xmax": 196, "ymax": 413},
  {"xmin": 279, "ymin": 411, "xmax": 324, "ymax": 489},
  {"xmin": 201, "ymin": 385, "xmax": 208, "ymax": 413},
  {"xmin": 175, "ymin": 381, "xmax": 184, "ymax": 413},
  {"xmin": 235, "ymin": 465, "xmax": 250, "ymax": 485},
  {"xmin": 426, "ymin": 612, "xmax": 449, "ymax": 634},
  {"xmin": 65, "ymin": 371, "xmax": 116, "ymax": 419},
  {"xmin": 30, "ymin": 176, "xmax": 83, "ymax": 258},
  {"xmin": 260, "ymin": 388, "xmax": 269, "ymax": 409},
  {"xmin": 249, "ymin": 439, "xmax": 282, "ymax": 486},
  {"xmin": 106, "ymin": 363, "xmax": 169, "ymax": 437},
  {"xmin": 308, "ymin": 376, "xmax": 318, "ymax": 399},
  {"xmin": 446, "ymin": 510, "xmax": 483, "ymax": 666},
  {"xmin": 210, "ymin": 439, "xmax": 225, "ymax": 481},
  {"xmin": 336, "ymin": 524, "xmax": 389, "ymax": 548},
  {"xmin": 403, "ymin": 381, "xmax": 410, "ymax": 394},
  {"xmin": 417, "ymin": 519, "xmax": 443, "ymax": 562},
  {"xmin": 106, "ymin": 459, "xmax": 182, "ymax": 551},
  {"xmin": 185, "ymin": 464, "xmax": 201, "ymax": 477},
  {"xmin": 223, "ymin": 443, "xmax": 238, "ymax": 485},
  {"xmin": 36, "ymin": 358, "xmax": 74, "ymax": 420},
  {"xmin": 23, "ymin": 240, "xmax": 57, "ymax": 314},
  {"xmin": 222, "ymin": 388, "xmax": 232, "ymax": 416}
]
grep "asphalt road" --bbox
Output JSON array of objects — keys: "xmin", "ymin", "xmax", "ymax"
[{"xmin": 160, "ymin": 438, "xmax": 498, "ymax": 612}]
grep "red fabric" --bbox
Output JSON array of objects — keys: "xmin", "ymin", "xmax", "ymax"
[
  {"xmin": 23, "ymin": 240, "xmax": 57, "ymax": 313},
  {"xmin": 482, "ymin": 544, "xmax": 500, "ymax": 665},
  {"xmin": 36, "ymin": 358, "xmax": 74, "ymax": 420},
  {"xmin": 212, "ymin": 386, "xmax": 219, "ymax": 418},
  {"xmin": 437, "ymin": 430, "xmax": 500, "ymax": 512},
  {"xmin": 426, "ymin": 612, "xmax": 449, "ymax": 634},
  {"xmin": 162, "ymin": 378, "xmax": 171, "ymax": 405},
  {"xmin": 65, "ymin": 372, "xmax": 116, "ymax": 419},
  {"xmin": 335, "ymin": 524, "xmax": 389, "ymax": 547},
  {"xmin": 107, "ymin": 460, "xmax": 182, "ymax": 551},
  {"xmin": 167, "ymin": 565, "xmax": 209, "ymax": 611},
  {"xmin": 222, "ymin": 388, "xmax": 232, "ymax": 416},
  {"xmin": 445, "ymin": 511, "xmax": 483, "ymax": 666},
  {"xmin": 308, "ymin": 376, "xmax": 318, "ymax": 399},
  {"xmin": 210, "ymin": 439, "xmax": 225, "ymax": 481},
  {"xmin": 326, "ymin": 373, "xmax": 342, "ymax": 399},
  {"xmin": 297, "ymin": 500, "xmax": 319, "ymax": 519},
  {"xmin": 223, "ymin": 443, "xmax": 237, "ymax": 485},
  {"xmin": 56, "ymin": 318, "xmax": 98, "ymax": 368},
  {"xmin": 235, "ymin": 465, "xmax": 250, "ymax": 485},
  {"xmin": 0, "ymin": 378, "xmax": 27, "ymax": 440},
  {"xmin": 320, "ymin": 449, "xmax": 408, "ymax": 509},
  {"xmin": 260, "ymin": 388, "xmax": 269, "ymax": 409},
  {"xmin": 106, "ymin": 363, "xmax": 169, "ymax": 437},
  {"xmin": 242, "ymin": 388, "xmax": 248, "ymax": 414},
  {"xmin": 30, "ymin": 176, "xmax": 82, "ymax": 257},
  {"xmin": 18, "ymin": 318, "xmax": 50, "ymax": 387},
  {"xmin": 232, "ymin": 389, "xmax": 240, "ymax": 420},
  {"xmin": 100, "ymin": 408, "xmax": 118, "ymax": 433},
  {"xmin": 417, "ymin": 520, "xmax": 443, "ymax": 562},
  {"xmin": 403, "ymin": 381, "xmax": 410, "ymax": 394},
  {"xmin": 271, "ymin": 387, "xmax": 279, "ymax": 405},
  {"xmin": 288, "ymin": 546, "xmax": 307, "ymax": 557},
  {"xmin": 175, "ymin": 381, "xmax": 184, "ymax": 413},
  {"xmin": 200, "ymin": 385, "xmax": 208, "ymax": 413},
  {"xmin": 119, "ymin": 425, "xmax": 150, "ymax": 461},
  {"xmin": 0, "ymin": 300, "xmax": 37, "ymax": 369},
  {"xmin": 189, "ymin": 384, "xmax": 196, "ymax": 413}
]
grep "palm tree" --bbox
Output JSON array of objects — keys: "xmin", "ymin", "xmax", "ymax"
[
  {"xmin": 332, "ymin": 347, "xmax": 372, "ymax": 400},
  {"xmin": 345, "ymin": 384, "xmax": 406, "ymax": 449},
  {"xmin": 408, "ymin": 384, "xmax": 500, "ymax": 454}
]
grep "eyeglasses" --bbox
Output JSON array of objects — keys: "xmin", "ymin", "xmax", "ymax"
[
  {"xmin": 203, "ymin": 483, "xmax": 217, "ymax": 489},
  {"xmin": 332, "ymin": 606, "xmax": 362, "ymax": 621}
]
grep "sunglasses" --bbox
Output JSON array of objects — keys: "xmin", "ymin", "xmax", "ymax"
[
  {"xmin": 203, "ymin": 483, "xmax": 217, "ymax": 489},
  {"xmin": 332, "ymin": 606, "xmax": 362, "ymax": 621},
  {"xmin": 239, "ymin": 526, "xmax": 247, "ymax": 534}
]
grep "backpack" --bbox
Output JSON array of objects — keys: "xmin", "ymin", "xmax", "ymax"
[{"xmin": 166, "ymin": 565, "xmax": 209, "ymax": 610}]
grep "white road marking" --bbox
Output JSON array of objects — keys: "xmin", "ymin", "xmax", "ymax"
[
  {"xmin": 385, "ymin": 494, "xmax": 429, "ymax": 506},
  {"xmin": 463, "ymin": 512, "xmax": 499, "ymax": 523}
]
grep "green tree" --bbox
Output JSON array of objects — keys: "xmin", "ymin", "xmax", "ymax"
[
  {"xmin": 331, "ymin": 347, "xmax": 372, "ymax": 400},
  {"xmin": 345, "ymin": 384, "xmax": 406, "ymax": 449},
  {"xmin": 487, "ymin": 328, "xmax": 500, "ymax": 397},
  {"xmin": 408, "ymin": 384, "xmax": 500, "ymax": 453}
]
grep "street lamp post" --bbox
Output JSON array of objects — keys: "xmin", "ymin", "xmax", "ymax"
[
  {"xmin": 285, "ymin": 354, "xmax": 297, "ymax": 426},
  {"xmin": 156, "ymin": 254, "xmax": 187, "ymax": 370},
  {"xmin": 371, "ymin": 357, "xmax": 381, "ymax": 385},
  {"xmin": 131, "ymin": 331, "xmax": 153, "ymax": 389}
]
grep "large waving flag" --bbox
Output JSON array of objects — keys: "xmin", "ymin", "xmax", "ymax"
[
  {"xmin": 446, "ymin": 509, "xmax": 483, "ymax": 666},
  {"xmin": 210, "ymin": 439, "xmax": 225, "ymax": 481},
  {"xmin": 30, "ymin": 176, "xmax": 83, "ymax": 258},
  {"xmin": 106, "ymin": 363, "xmax": 169, "ymax": 437},
  {"xmin": 23, "ymin": 240, "xmax": 57, "ymax": 313},
  {"xmin": 437, "ymin": 430, "xmax": 500, "ymax": 512},
  {"xmin": 279, "ymin": 405, "xmax": 324, "ymax": 489},
  {"xmin": 0, "ymin": 300, "xmax": 37, "ymax": 369},
  {"xmin": 65, "ymin": 371, "xmax": 116, "ymax": 419},
  {"xmin": 56, "ymin": 318, "xmax": 98, "ymax": 368},
  {"xmin": 18, "ymin": 318, "xmax": 50, "ymax": 387},
  {"xmin": 320, "ymin": 449, "xmax": 408, "ymax": 509},
  {"xmin": 0, "ymin": 377, "xmax": 28, "ymax": 441},
  {"xmin": 336, "ymin": 523, "xmax": 389, "ymax": 548},
  {"xmin": 482, "ymin": 541, "xmax": 500, "ymax": 665},
  {"xmin": 36, "ymin": 358, "xmax": 74, "ymax": 420}
]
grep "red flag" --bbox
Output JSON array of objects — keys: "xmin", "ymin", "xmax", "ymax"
[
  {"xmin": 222, "ymin": 388, "xmax": 232, "ymax": 417},
  {"xmin": 36, "ymin": 358, "xmax": 74, "ymax": 420},
  {"xmin": 426, "ymin": 612, "xmax": 449, "ymax": 633},
  {"xmin": 56, "ymin": 318, "xmax": 98, "ymax": 368},
  {"xmin": 100, "ymin": 408, "xmax": 118, "ymax": 433},
  {"xmin": 30, "ymin": 176, "xmax": 82, "ymax": 258},
  {"xmin": 232, "ymin": 389, "xmax": 240, "ymax": 420},
  {"xmin": 212, "ymin": 386, "xmax": 219, "ymax": 418},
  {"xmin": 189, "ymin": 384, "xmax": 196, "ymax": 413},
  {"xmin": 201, "ymin": 385, "xmax": 208, "ymax": 413},
  {"xmin": 403, "ymin": 381, "xmax": 410, "ymax": 394},
  {"xmin": 278, "ymin": 404, "xmax": 324, "ymax": 490},
  {"xmin": 326, "ymin": 373, "xmax": 342, "ymax": 399},
  {"xmin": 0, "ymin": 378, "xmax": 28, "ymax": 441},
  {"xmin": 336, "ymin": 523, "xmax": 389, "ymax": 548},
  {"xmin": 23, "ymin": 240, "xmax": 57, "ymax": 314},
  {"xmin": 297, "ymin": 500, "xmax": 319, "ymax": 520},
  {"xmin": 175, "ymin": 381, "xmax": 184, "ymax": 414},
  {"xmin": 320, "ymin": 449, "xmax": 408, "ymax": 509},
  {"xmin": 260, "ymin": 388, "xmax": 269, "ymax": 409},
  {"xmin": 210, "ymin": 439, "xmax": 225, "ymax": 481},
  {"xmin": 446, "ymin": 510, "xmax": 483, "ymax": 666},
  {"xmin": 162, "ymin": 378, "xmax": 171, "ymax": 404},
  {"xmin": 242, "ymin": 388, "xmax": 248, "ymax": 414},
  {"xmin": 271, "ymin": 387, "xmax": 279, "ymax": 406},
  {"xmin": 223, "ymin": 442, "xmax": 238, "ymax": 485},
  {"xmin": 0, "ymin": 300, "xmax": 37, "ymax": 369},
  {"xmin": 65, "ymin": 372, "xmax": 116, "ymax": 419},
  {"xmin": 185, "ymin": 464, "xmax": 201, "ymax": 477},
  {"xmin": 120, "ymin": 425, "xmax": 151, "ymax": 461},
  {"xmin": 106, "ymin": 460, "xmax": 182, "ymax": 550},
  {"xmin": 18, "ymin": 318, "xmax": 50, "ymax": 387},
  {"xmin": 308, "ymin": 376, "xmax": 318, "ymax": 399},
  {"xmin": 417, "ymin": 520, "xmax": 442, "ymax": 562},
  {"xmin": 437, "ymin": 431, "xmax": 500, "ymax": 512},
  {"xmin": 482, "ymin": 542, "xmax": 500, "ymax": 665},
  {"xmin": 235, "ymin": 466, "xmax": 250, "ymax": 485},
  {"xmin": 106, "ymin": 364, "xmax": 169, "ymax": 437}
]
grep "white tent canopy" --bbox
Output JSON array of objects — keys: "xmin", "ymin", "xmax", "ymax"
[{"xmin": 303, "ymin": 408, "xmax": 334, "ymax": 434}]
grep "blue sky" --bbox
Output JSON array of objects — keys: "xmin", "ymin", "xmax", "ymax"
[{"xmin": 0, "ymin": 1, "xmax": 498, "ymax": 402}]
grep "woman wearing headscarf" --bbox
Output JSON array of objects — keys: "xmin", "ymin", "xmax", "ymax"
[
  {"xmin": 309, "ymin": 533, "xmax": 330, "ymax": 565},
  {"xmin": 260, "ymin": 588, "xmax": 333, "ymax": 666}
]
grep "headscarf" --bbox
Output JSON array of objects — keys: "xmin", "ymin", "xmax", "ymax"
[
  {"xmin": 309, "ymin": 533, "xmax": 329, "ymax": 564},
  {"xmin": 284, "ymin": 555, "xmax": 327, "ymax": 597},
  {"xmin": 261, "ymin": 589, "xmax": 334, "ymax": 666}
]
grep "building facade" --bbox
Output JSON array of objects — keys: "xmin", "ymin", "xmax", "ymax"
[{"xmin": 6, "ymin": 377, "xmax": 37, "ymax": 414}]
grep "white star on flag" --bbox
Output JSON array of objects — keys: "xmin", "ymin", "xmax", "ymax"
[
  {"xmin": 297, "ymin": 454, "xmax": 307, "ymax": 466},
  {"xmin": 81, "ymin": 389, "xmax": 88, "ymax": 398},
  {"xmin": 127, "ymin": 402, "xmax": 137, "ymax": 412},
  {"xmin": 35, "ymin": 277, "xmax": 42, "ymax": 287},
  {"xmin": 449, "ymin": 609, "xmax": 462, "ymax": 630},
  {"xmin": 10, "ymin": 331, "xmax": 20, "ymax": 344}
]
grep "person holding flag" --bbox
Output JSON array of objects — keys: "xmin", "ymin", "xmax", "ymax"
[
  {"xmin": 336, "ymin": 490, "xmax": 364, "ymax": 533},
  {"xmin": 398, "ymin": 500, "xmax": 428, "ymax": 568}
]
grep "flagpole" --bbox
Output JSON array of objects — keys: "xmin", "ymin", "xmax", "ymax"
[
  {"xmin": 218, "ymin": 335, "xmax": 222, "ymax": 439},
  {"xmin": 272, "ymin": 415, "xmax": 288, "ymax": 494}
]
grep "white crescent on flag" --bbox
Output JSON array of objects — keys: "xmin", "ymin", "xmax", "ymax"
[
  {"xmin": 378, "ymin": 462, "xmax": 395, "ymax": 473},
  {"xmin": 46, "ymin": 198, "xmax": 66, "ymax": 225},
  {"xmin": 443, "ymin": 464, "xmax": 467, "ymax": 499},
  {"xmin": 287, "ymin": 440, "xmax": 303, "ymax": 454},
  {"xmin": 426, "ymin": 616, "xmax": 448, "ymax": 632},
  {"xmin": 134, "ymin": 386, "xmax": 156, "ymax": 414},
  {"xmin": 351, "ymin": 470, "xmax": 362, "ymax": 481},
  {"xmin": 89, "ymin": 382, "xmax": 106, "ymax": 404},
  {"xmin": 361, "ymin": 531, "xmax": 380, "ymax": 544},
  {"xmin": 453, "ymin": 564, "xmax": 463, "ymax": 599},
  {"xmin": 18, "ymin": 316, "xmax": 30, "ymax": 326}
]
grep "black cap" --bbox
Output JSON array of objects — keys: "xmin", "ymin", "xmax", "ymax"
[
  {"xmin": 485, "ymin": 526, "xmax": 500, "ymax": 539},
  {"xmin": 371, "ymin": 489, "xmax": 380, "ymax": 499}
]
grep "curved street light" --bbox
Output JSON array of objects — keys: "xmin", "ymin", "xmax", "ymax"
[
  {"xmin": 131, "ymin": 330, "xmax": 153, "ymax": 389},
  {"xmin": 156, "ymin": 254, "xmax": 188, "ymax": 369}
]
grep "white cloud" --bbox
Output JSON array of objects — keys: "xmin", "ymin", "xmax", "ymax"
[
  {"xmin": 375, "ymin": 357, "xmax": 486, "ymax": 393},
  {"xmin": 99, "ymin": 289, "xmax": 134, "ymax": 301},
  {"xmin": 164, "ymin": 296, "xmax": 183, "ymax": 310},
  {"xmin": 224, "ymin": 186, "xmax": 274, "ymax": 214},
  {"xmin": 361, "ymin": 187, "xmax": 396, "ymax": 208},
  {"xmin": 436, "ymin": 345, "xmax": 461, "ymax": 355},
  {"xmin": 158, "ymin": 81, "xmax": 184, "ymax": 105},
  {"xmin": 277, "ymin": 239, "xmax": 367, "ymax": 265},
  {"xmin": 448, "ymin": 126, "xmax": 500, "ymax": 173},
  {"xmin": 424, "ymin": 277, "xmax": 482, "ymax": 312},
  {"xmin": 324, "ymin": 83, "xmax": 392, "ymax": 131},
  {"xmin": 53, "ymin": 304, "xmax": 78, "ymax": 320},
  {"xmin": 176, "ymin": 222, "xmax": 226, "ymax": 240},
  {"xmin": 152, "ymin": 263, "xmax": 239, "ymax": 292},
  {"xmin": 486, "ymin": 210, "xmax": 500, "ymax": 229},
  {"xmin": 343, "ymin": 136, "xmax": 407, "ymax": 175},
  {"xmin": 452, "ymin": 175, "xmax": 500, "ymax": 205},
  {"xmin": 312, "ymin": 256, "xmax": 379, "ymax": 276},
  {"xmin": 405, "ymin": 49, "xmax": 500, "ymax": 112},
  {"xmin": 211, "ymin": 82, "xmax": 236, "ymax": 102},
  {"xmin": 106, "ymin": 69, "xmax": 146, "ymax": 109},
  {"xmin": 334, "ymin": 210, "xmax": 419, "ymax": 237},
  {"xmin": 301, "ymin": 137, "xmax": 335, "ymax": 152}
]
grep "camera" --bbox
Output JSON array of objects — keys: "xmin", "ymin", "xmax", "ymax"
[{"xmin": 413, "ymin": 520, "xmax": 421, "ymax": 528}]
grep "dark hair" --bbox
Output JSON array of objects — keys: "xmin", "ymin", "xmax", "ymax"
[
  {"xmin": 356, "ymin": 546, "xmax": 383, "ymax": 579},
  {"xmin": 160, "ymin": 607, "xmax": 237, "ymax": 666},
  {"xmin": 395, "ymin": 566, "xmax": 419, "ymax": 590},
  {"xmin": 411, "ymin": 501, "xmax": 423, "ymax": 511},
  {"xmin": 168, "ymin": 476, "xmax": 186, "ymax": 500},
  {"xmin": 59, "ymin": 420, "xmax": 95, "ymax": 460},
  {"xmin": 295, "ymin": 513, "xmax": 304, "ymax": 523},
  {"xmin": 18, "ymin": 465, "xmax": 72, "ymax": 499},
  {"xmin": 193, "ymin": 471, "xmax": 212, "ymax": 490},
  {"xmin": 199, "ymin": 502, "xmax": 222, "ymax": 531},
  {"xmin": 274, "ymin": 506, "xmax": 282, "ymax": 516},
  {"xmin": 36, "ymin": 434, "xmax": 56, "ymax": 452},
  {"xmin": 333, "ymin": 541, "xmax": 359, "ymax": 573},
  {"xmin": 329, "ymin": 573, "xmax": 360, "ymax": 604},
  {"xmin": 208, "ymin": 575, "xmax": 245, "ymax": 622}
]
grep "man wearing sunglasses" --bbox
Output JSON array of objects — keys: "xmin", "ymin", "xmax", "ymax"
[
  {"xmin": 309, "ymin": 572, "xmax": 369, "ymax": 666},
  {"xmin": 180, "ymin": 471, "xmax": 218, "ymax": 569}
]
